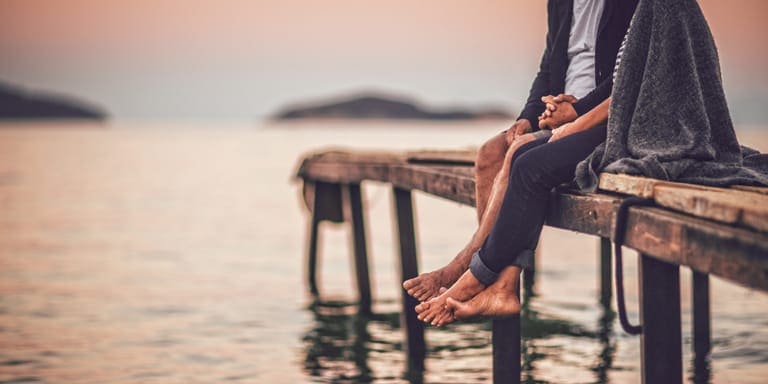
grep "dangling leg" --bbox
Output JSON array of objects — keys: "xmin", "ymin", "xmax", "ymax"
[
  {"xmin": 419, "ymin": 126, "xmax": 608, "ymax": 326},
  {"xmin": 403, "ymin": 133, "xmax": 547, "ymax": 301}
]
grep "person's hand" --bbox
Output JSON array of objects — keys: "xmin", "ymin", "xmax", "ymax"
[
  {"xmin": 547, "ymin": 121, "xmax": 578, "ymax": 142},
  {"xmin": 504, "ymin": 119, "xmax": 532, "ymax": 145},
  {"xmin": 539, "ymin": 94, "xmax": 578, "ymax": 129}
]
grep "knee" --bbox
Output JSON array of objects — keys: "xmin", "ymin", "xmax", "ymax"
[
  {"xmin": 476, "ymin": 135, "xmax": 507, "ymax": 174},
  {"xmin": 509, "ymin": 152, "xmax": 546, "ymax": 194}
]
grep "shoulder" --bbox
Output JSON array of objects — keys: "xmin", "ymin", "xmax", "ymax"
[
  {"xmin": 547, "ymin": 0, "xmax": 562, "ymax": 14},
  {"xmin": 547, "ymin": 0, "xmax": 570, "ymax": 21}
]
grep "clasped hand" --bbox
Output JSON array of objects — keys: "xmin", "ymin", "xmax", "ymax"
[{"xmin": 538, "ymin": 94, "xmax": 578, "ymax": 130}]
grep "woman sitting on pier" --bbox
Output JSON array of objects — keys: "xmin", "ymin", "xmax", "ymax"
[{"xmin": 410, "ymin": 0, "xmax": 768, "ymax": 327}]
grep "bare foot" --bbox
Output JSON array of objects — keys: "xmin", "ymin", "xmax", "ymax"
[
  {"xmin": 403, "ymin": 263, "xmax": 463, "ymax": 302},
  {"xmin": 444, "ymin": 265, "xmax": 521, "ymax": 324},
  {"xmin": 414, "ymin": 270, "xmax": 486, "ymax": 327}
]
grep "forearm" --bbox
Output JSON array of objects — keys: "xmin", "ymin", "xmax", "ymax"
[
  {"xmin": 573, "ymin": 78, "xmax": 612, "ymax": 116},
  {"xmin": 572, "ymin": 97, "xmax": 610, "ymax": 132}
]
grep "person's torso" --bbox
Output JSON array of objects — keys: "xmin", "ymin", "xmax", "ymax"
[{"xmin": 547, "ymin": 0, "xmax": 638, "ymax": 96}]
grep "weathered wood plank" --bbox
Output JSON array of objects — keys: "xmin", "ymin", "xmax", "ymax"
[
  {"xmin": 623, "ymin": 206, "xmax": 768, "ymax": 291},
  {"xmin": 546, "ymin": 192, "xmax": 768, "ymax": 291},
  {"xmin": 733, "ymin": 185, "xmax": 768, "ymax": 195},
  {"xmin": 546, "ymin": 191, "xmax": 618, "ymax": 237},
  {"xmin": 599, "ymin": 173, "xmax": 768, "ymax": 233},
  {"xmin": 295, "ymin": 149, "xmax": 405, "ymax": 183},
  {"xmin": 390, "ymin": 164, "xmax": 476, "ymax": 206},
  {"xmin": 406, "ymin": 149, "xmax": 477, "ymax": 165},
  {"xmin": 600, "ymin": 173, "xmax": 718, "ymax": 198}
]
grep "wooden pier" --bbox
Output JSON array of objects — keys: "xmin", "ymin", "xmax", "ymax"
[{"xmin": 295, "ymin": 148, "xmax": 768, "ymax": 384}]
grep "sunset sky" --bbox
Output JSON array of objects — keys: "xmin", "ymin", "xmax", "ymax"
[{"xmin": 1, "ymin": 0, "xmax": 766, "ymax": 122}]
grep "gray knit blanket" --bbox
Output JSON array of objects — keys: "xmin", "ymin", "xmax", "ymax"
[{"xmin": 575, "ymin": 0, "xmax": 768, "ymax": 191}]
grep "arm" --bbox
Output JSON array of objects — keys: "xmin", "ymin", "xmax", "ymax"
[
  {"xmin": 573, "ymin": 77, "xmax": 613, "ymax": 116},
  {"xmin": 517, "ymin": 0, "xmax": 556, "ymax": 129},
  {"xmin": 548, "ymin": 97, "xmax": 610, "ymax": 142}
]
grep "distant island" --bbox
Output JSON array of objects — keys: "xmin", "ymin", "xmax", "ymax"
[
  {"xmin": 0, "ymin": 81, "xmax": 107, "ymax": 120},
  {"xmin": 272, "ymin": 92, "xmax": 513, "ymax": 121}
]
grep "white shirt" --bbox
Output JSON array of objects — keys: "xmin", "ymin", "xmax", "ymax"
[{"xmin": 565, "ymin": 0, "xmax": 605, "ymax": 99}]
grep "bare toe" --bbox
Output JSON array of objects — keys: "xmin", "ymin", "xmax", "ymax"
[
  {"xmin": 446, "ymin": 297, "xmax": 473, "ymax": 320},
  {"xmin": 435, "ymin": 311, "xmax": 455, "ymax": 327},
  {"xmin": 422, "ymin": 311, "xmax": 435, "ymax": 324}
]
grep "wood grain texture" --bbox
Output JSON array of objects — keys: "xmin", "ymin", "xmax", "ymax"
[{"xmin": 599, "ymin": 173, "xmax": 768, "ymax": 233}]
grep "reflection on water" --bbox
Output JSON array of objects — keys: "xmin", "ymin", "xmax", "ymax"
[
  {"xmin": 303, "ymin": 277, "xmax": 622, "ymax": 384},
  {"xmin": 303, "ymin": 301, "xmax": 401, "ymax": 383}
]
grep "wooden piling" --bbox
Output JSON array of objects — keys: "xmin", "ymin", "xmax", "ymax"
[
  {"xmin": 692, "ymin": 271, "xmax": 711, "ymax": 383},
  {"xmin": 492, "ymin": 287, "xmax": 522, "ymax": 384},
  {"xmin": 599, "ymin": 237, "xmax": 612, "ymax": 306},
  {"xmin": 307, "ymin": 199, "xmax": 321, "ymax": 297},
  {"xmin": 306, "ymin": 181, "xmax": 344, "ymax": 297},
  {"xmin": 639, "ymin": 255, "xmax": 682, "ymax": 384},
  {"xmin": 393, "ymin": 187, "xmax": 426, "ymax": 373},
  {"xmin": 345, "ymin": 183, "xmax": 373, "ymax": 314}
]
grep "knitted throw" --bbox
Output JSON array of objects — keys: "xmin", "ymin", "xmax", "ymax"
[{"xmin": 575, "ymin": 0, "xmax": 768, "ymax": 191}]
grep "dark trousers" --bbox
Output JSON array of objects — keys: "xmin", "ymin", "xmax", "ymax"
[{"xmin": 468, "ymin": 125, "xmax": 608, "ymax": 286}]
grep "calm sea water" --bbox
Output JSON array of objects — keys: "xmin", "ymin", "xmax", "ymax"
[{"xmin": 0, "ymin": 121, "xmax": 766, "ymax": 384}]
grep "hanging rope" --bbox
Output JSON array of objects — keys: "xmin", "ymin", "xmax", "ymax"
[{"xmin": 613, "ymin": 196, "xmax": 655, "ymax": 335}]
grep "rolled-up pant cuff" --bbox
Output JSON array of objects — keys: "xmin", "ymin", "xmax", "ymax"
[
  {"xmin": 469, "ymin": 249, "xmax": 536, "ymax": 286},
  {"xmin": 469, "ymin": 251, "xmax": 499, "ymax": 286}
]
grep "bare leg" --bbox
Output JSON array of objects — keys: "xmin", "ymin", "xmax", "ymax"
[
  {"xmin": 443, "ymin": 265, "xmax": 522, "ymax": 325},
  {"xmin": 402, "ymin": 133, "xmax": 506, "ymax": 301},
  {"xmin": 475, "ymin": 132, "xmax": 509, "ymax": 222},
  {"xmin": 460, "ymin": 134, "xmax": 538, "ymax": 264},
  {"xmin": 403, "ymin": 133, "xmax": 538, "ymax": 301}
]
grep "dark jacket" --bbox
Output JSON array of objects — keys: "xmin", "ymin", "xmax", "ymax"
[{"xmin": 518, "ymin": 0, "xmax": 638, "ymax": 128}]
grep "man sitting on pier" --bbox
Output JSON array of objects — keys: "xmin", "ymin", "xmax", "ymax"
[{"xmin": 403, "ymin": 0, "xmax": 637, "ymax": 302}]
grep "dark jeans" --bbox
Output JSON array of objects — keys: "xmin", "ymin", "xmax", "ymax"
[{"xmin": 469, "ymin": 125, "xmax": 608, "ymax": 286}]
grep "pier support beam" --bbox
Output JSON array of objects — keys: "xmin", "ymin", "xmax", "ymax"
[
  {"xmin": 639, "ymin": 255, "xmax": 682, "ymax": 384},
  {"xmin": 345, "ymin": 183, "xmax": 372, "ymax": 314},
  {"xmin": 306, "ymin": 181, "xmax": 344, "ymax": 297},
  {"xmin": 692, "ymin": 271, "xmax": 711, "ymax": 384},
  {"xmin": 492, "ymin": 288, "xmax": 521, "ymax": 384},
  {"xmin": 307, "ymin": 204, "xmax": 321, "ymax": 297},
  {"xmin": 393, "ymin": 187, "xmax": 426, "ymax": 374},
  {"xmin": 599, "ymin": 237, "xmax": 612, "ymax": 306}
]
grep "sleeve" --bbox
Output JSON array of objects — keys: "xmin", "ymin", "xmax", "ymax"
[
  {"xmin": 573, "ymin": 77, "xmax": 612, "ymax": 116},
  {"xmin": 517, "ymin": 0, "xmax": 556, "ymax": 130},
  {"xmin": 573, "ymin": 0, "xmax": 638, "ymax": 117}
]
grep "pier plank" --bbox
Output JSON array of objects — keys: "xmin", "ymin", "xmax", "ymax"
[
  {"xmin": 599, "ymin": 173, "xmax": 768, "ymax": 232},
  {"xmin": 406, "ymin": 149, "xmax": 477, "ymax": 165}
]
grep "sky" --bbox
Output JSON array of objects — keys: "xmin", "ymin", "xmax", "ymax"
[{"xmin": 1, "ymin": 0, "xmax": 767, "ymax": 123}]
